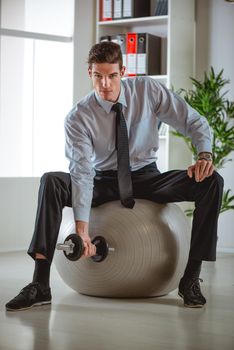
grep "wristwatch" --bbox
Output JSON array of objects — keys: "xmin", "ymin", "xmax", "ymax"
[{"xmin": 197, "ymin": 152, "xmax": 213, "ymax": 162}]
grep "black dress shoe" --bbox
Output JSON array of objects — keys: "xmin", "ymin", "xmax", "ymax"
[
  {"xmin": 5, "ymin": 282, "xmax": 51, "ymax": 311},
  {"xmin": 178, "ymin": 277, "xmax": 206, "ymax": 308}
]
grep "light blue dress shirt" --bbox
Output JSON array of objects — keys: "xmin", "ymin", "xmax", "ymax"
[{"xmin": 65, "ymin": 76, "xmax": 212, "ymax": 222}]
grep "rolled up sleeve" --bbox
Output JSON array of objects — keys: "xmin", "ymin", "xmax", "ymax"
[{"xmin": 64, "ymin": 112, "xmax": 95, "ymax": 222}]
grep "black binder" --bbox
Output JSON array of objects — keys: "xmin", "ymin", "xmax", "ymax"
[
  {"xmin": 123, "ymin": 0, "xmax": 150, "ymax": 19},
  {"xmin": 137, "ymin": 33, "xmax": 161, "ymax": 75},
  {"xmin": 155, "ymin": 0, "xmax": 168, "ymax": 16},
  {"xmin": 161, "ymin": 0, "xmax": 168, "ymax": 15},
  {"xmin": 100, "ymin": 35, "xmax": 111, "ymax": 42}
]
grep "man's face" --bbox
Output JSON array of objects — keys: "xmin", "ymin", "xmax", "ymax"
[{"xmin": 88, "ymin": 63, "xmax": 125, "ymax": 102}]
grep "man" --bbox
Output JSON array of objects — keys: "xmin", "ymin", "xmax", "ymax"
[{"xmin": 6, "ymin": 41, "xmax": 223, "ymax": 311}]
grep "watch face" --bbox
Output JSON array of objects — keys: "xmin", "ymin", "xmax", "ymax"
[{"xmin": 198, "ymin": 152, "xmax": 213, "ymax": 161}]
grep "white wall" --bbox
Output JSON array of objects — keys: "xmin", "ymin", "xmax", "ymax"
[
  {"xmin": 196, "ymin": 0, "xmax": 234, "ymax": 251},
  {"xmin": 0, "ymin": 178, "xmax": 40, "ymax": 252}
]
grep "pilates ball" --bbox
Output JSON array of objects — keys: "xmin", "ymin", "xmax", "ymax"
[{"xmin": 54, "ymin": 199, "xmax": 191, "ymax": 297}]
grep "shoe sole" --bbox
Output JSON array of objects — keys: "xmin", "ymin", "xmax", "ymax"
[
  {"xmin": 178, "ymin": 292, "xmax": 205, "ymax": 308},
  {"xmin": 6, "ymin": 300, "xmax": 51, "ymax": 312}
]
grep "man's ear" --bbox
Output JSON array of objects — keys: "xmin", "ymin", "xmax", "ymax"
[
  {"xmin": 120, "ymin": 66, "xmax": 126, "ymax": 77},
  {"xmin": 88, "ymin": 67, "xmax": 92, "ymax": 78}
]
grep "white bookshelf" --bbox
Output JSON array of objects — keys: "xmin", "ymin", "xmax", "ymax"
[
  {"xmin": 95, "ymin": 0, "xmax": 195, "ymax": 172},
  {"xmin": 98, "ymin": 15, "xmax": 168, "ymax": 28}
]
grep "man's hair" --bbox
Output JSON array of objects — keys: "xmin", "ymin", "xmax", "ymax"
[{"xmin": 88, "ymin": 41, "xmax": 123, "ymax": 69}]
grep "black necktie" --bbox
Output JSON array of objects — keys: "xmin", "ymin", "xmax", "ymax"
[{"xmin": 112, "ymin": 103, "xmax": 135, "ymax": 209}]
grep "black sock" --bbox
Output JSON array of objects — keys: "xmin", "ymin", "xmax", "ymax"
[
  {"xmin": 32, "ymin": 259, "xmax": 51, "ymax": 289},
  {"xmin": 182, "ymin": 259, "xmax": 202, "ymax": 281}
]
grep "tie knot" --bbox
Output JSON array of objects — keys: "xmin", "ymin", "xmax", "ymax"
[{"xmin": 111, "ymin": 102, "xmax": 122, "ymax": 113}]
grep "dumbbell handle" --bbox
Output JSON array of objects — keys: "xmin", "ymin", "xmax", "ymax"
[
  {"xmin": 56, "ymin": 243, "xmax": 114, "ymax": 253},
  {"xmin": 56, "ymin": 240, "xmax": 115, "ymax": 253},
  {"xmin": 56, "ymin": 235, "xmax": 114, "ymax": 262},
  {"xmin": 107, "ymin": 247, "xmax": 115, "ymax": 252}
]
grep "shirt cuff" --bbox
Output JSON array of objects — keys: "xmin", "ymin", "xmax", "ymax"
[
  {"xmin": 72, "ymin": 206, "xmax": 91, "ymax": 223},
  {"xmin": 196, "ymin": 142, "xmax": 212, "ymax": 155}
]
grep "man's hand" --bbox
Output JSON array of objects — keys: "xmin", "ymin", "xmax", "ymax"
[
  {"xmin": 187, "ymin": 158, "xmax": 214, "ymax": 182},
  {"xmin": 75, "ymin": 220, "xmax": 96, "ymax": 258}
]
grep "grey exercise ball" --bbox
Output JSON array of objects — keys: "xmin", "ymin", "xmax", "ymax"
[{"xmin": 54, "ymin": 200, "xmax": 191, "ymax": 298}]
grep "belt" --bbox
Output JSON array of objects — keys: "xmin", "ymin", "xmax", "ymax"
[{"xmin": 95, "ymin": 162, "xmax": 157, "ymax": 176}]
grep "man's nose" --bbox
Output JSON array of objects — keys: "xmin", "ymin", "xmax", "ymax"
[{"xmin": 101, "ymin": 77, "xmax": 111, "ymax": 88}]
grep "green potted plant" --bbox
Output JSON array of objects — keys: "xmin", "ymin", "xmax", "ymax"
[{"xmin": 173, "ymin": 67, "xmax": 234, "ymax": 215}]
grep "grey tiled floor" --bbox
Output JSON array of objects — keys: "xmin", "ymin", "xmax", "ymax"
[{"xmin": 1, "ymin": 251, "xmax": 234, "ymax": 350}]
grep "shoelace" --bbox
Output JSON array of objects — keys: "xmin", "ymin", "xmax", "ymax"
[
  {"xmin": 19, "ymin": 283, "xmax": 38, "ymax": 296},
  {"xmin": 190, "ymin": 278, "xmax": 203, "ymax": 296}
]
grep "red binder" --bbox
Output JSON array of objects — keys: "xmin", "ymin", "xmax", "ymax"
[
  {"xmin": 126, "ymin": 33, "xmax": 137, "ymax": 76},
  {"xmin": 100, "ymin": 0, "xmax": 113, "ymax": 21}
]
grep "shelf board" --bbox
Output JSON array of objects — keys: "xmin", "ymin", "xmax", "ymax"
[
  {"xmin": 98, "ymin": 15, "xmax": 168, "ymax": 27},
  {"xmin": 122, "ymin": 75, "xmax": 168, "ymax": 81},
  {"xmin": 149, "ymin": 75, "xmax": 168, "ymax": 81}
]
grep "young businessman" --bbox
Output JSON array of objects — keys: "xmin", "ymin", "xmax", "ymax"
[{"xmin": 6, "ymin": 41, "xmax": 223, "ymax": 311}]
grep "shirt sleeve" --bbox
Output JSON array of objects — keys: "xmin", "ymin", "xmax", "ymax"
[
  {"xmin": 150, "ymin": 79, "xmax": 212, "ymax": 154},
  {"xmin": 64, "ymin": 110, "xmax": 95, "ymax": 222}
]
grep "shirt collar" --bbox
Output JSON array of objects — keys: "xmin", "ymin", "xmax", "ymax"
[{"xmin": 94, "ymin": 81, "xmax": 127, "ymax": 114}]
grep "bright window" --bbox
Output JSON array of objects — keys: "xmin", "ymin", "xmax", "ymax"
[
  {"xmin": 1, "ymin": 0, "xmax": 74, "ymax": 36},
  {"xmin": 0, "ymin": 0, "xmax": 74, "ymax": 177}
]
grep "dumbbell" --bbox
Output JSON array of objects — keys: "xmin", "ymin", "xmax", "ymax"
[{"xmin": 56, "ymin": 234, "xmax": 114, "ymax": 262}]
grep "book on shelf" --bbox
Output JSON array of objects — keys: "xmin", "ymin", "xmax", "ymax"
[
  {"xmin": 110, "ymin": 34, "xmax": 127, "ymax": 70},
  {"xmin": 122, "ymin": 0, "xmax": 151, "ymax": 19},
  {"xmin": 154, "ymin": 0, "xmax": 168, "ymax": 16},
  {"xmin": 100, "ymin": 0, "xmax": 113, "ymax": 21},
  {"xmin": 100, "ymin": 0, "xmax": 152, "ymax": 21},
  {"xmin": 137, "ymin": 33, "xmax": 161, "ymax": 76},
  {"xmin": 126, "ymin": 33, "xmax": 137, "ymax": 76},
  {"xmin": 113, "ymin": 0, "xmax": 123, "ymax": 19}
]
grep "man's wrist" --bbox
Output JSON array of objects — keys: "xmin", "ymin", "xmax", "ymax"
[
  {"xmin": 75, "ymin": 220, "xmax": 89, "ymax": 235},
  {"xmin": 197, "ymin": 152, "xmax": 213, "ymax": 161}
]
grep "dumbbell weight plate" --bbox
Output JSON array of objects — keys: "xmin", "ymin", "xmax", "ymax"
[
  {"xmin": 63, "ymin": 234, "xmax": 84, "ymax": 261},
  {"xmin": 91, "ymin": 235, "xmax": 109, "ymax": 263}
]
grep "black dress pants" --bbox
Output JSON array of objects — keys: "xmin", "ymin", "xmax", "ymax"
[{"xmin": 28, "ymin": 162, "xmax": 224, "ymax": 264}]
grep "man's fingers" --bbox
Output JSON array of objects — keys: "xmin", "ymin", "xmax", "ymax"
[
  {"xmin": 194, "ymin": 161, "xmax": 201, "ymax": 182},
  {"xmin": 82, "ymin": 242, "xmax": 88, "ymax": 257},
  {"xmin": 207, "ymin": 163, "xmax": 215, "ymax": 177},
  {"xmin": 200, "ymin": 164, "xmax": 215, "ymax": 181},
  {"xmin": 195, "ymin": 160, "xmax": 214, "ymax": 182},
  {"xmin": 188, "ymin": 161, "xmax": 214, "ymax": 182},
  {"xmin": 199, "ymin": 163, "xmax": 212, "ymax": 181},
  {"xmin": 187, "ymin": 165, "xmax": 195, "ymax": 178},
  {"xmin": 197, "ymin": 160, "xmax": 207, "ymax": 181},
  {"xmin": 90, "ymin": 243, "xmax": 96, "ymax": 256},
  {"xmin": 82, "ymin": 242, "xmax": 96, "ymax": 258}
]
